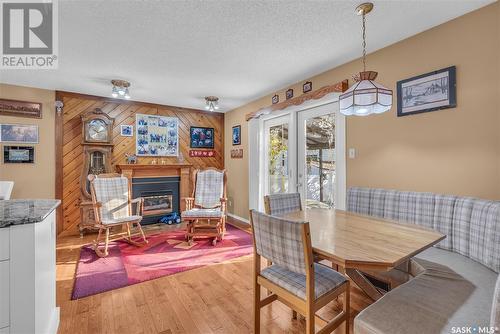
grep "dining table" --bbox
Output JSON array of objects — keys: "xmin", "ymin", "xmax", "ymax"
[{"xmin": 277, "ymin": 208, "xmax": 446, "ymax": 301}]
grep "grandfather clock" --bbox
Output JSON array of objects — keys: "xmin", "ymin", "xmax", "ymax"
[{"xmin": 79, "ymin": 108, "xmax": 114, "ymax": 235}]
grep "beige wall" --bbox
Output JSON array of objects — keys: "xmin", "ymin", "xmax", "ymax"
[
  {"xmin": 224, "ymin": 2, "xmax": 500, "ymax": 219},
  {"xmin": 0, "ymin": 84, "xmax": 56, "ymax": 199}
]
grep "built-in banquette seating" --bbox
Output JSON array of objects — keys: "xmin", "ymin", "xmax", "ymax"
[{"xmin": 347, "ymin": 187, "xmax": 500, "ymax": 334}]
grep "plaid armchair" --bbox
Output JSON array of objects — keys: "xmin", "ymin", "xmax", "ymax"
[
  {"xmin": 181, "ymin": 168, "xmax": 227, "ymax": 246},
  {"xmin": 88, "ymin": 173, "xmax": 148, "ymax": 257}
]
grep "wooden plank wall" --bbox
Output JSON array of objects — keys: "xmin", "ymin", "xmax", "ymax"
[{"xmin": 57, "ymin": 92, "xmax": 224, "ymax": 236}]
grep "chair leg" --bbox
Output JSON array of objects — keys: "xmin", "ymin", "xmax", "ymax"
[
  {"xmin": 254, "ymin": 279, "xmax": 261, "ymax": 333},
  {"xmin": 344, "ymin": 281, "xmax": 350, "ymax": 334},
  {"xmin": 306, "ymin": 310, "xmax": 315, "ymax": 334},
  {"xmin": 126, "ymin": 223, "xmax": 132, "ymax": 241},
  {"xmin": 292, "ymin": 310, "xmax": 297, "ymax": 320},
  {"xmin": 103, "ymin": 228, "xmax": 110, "ymax": 256},
  {"xmin": 136, "ymin": 222, "xmax": 148, "ymax": 244}
]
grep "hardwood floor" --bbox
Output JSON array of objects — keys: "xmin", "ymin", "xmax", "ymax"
[{"xmin": 56, "ymin": 221, "xmax": 372, "ymax": 334}]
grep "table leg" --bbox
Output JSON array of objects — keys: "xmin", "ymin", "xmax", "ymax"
[{"xmin": 345, "ymin": 268, "xmax": 384, "ymax": 301}]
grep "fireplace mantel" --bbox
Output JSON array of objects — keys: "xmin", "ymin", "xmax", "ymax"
[{"xmin": 116, "ymin": 163, "xmax": 192, "ymax": 211}]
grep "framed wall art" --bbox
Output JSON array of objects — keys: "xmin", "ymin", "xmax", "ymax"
[
  {"xmin": 120, "ymin": 124, "xmax": 133, "ymax": 136},
  {"xmin": 272, "ymin": 94, "xmax": 279, "ymax": 104},
  {"xmin": 397, "ymin": 66, "xmax": 456, "ymax": 117},
  {"xmin": 303, "ymin": 81, "xmax": 312, "ymax": 93},
  {"xmin": 0, "ymin": 124, "xmax": 39, "ymax": 143},
  {"xmin": 136, "ymin": 114, "xmax": 179, "ymax": 156},
  {"xmin": 232, "ymin": 125, "xmax": 241, "ymax": 145},
  {"xmin": 3, "ymin": 145, "xmax": 35, "ymax": 163},
  {"xmin": 231, "ymin": 148, "xmax": 243, "ymax": 159},
  {"xmin": 190, "ymin": 126, "xmax": 214, "ymax": 149},
  {"xmin": 0, "ymin": 99, "xmax": 42, "ymax": 118},
  {"xmin": 286, "ymin": 89, "xmax": 294, "ymax": 100}
]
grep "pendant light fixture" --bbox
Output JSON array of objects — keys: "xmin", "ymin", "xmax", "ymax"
[{"xmin": 339, "ymin": 3, "xmax": 393, "ymax": 116}]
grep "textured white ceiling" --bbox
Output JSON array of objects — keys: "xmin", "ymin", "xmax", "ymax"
[{"xmin": 0, "ymin": 0, "xmax": 494, "ymax": 112}]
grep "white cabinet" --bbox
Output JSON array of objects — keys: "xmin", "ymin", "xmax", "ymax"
[
  {"xmin": 0, "ymin": 210, "xmax": 59, "ymax": 334},
  {"xmin": 0, "ymin": 261, "xmax": 9, "ymax": 330},
  {"xmin": 0, "ymin": 229, "xmax": 8, "ymax": 261}
]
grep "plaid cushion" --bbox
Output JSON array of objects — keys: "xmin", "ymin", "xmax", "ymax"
[
  {"xmin": 92, "ymin": 176, "xmax": 130, "ymax": 222},
  {"xmin": 432, "ymin": 195, "xmax": 456, "ymax": 250},
  {"xmin": 182, "ymin": 208, "xmax": 222, "ymax": 218},
  {"xmin": 383, "ymin": 190, "xmax": 400, "ymax": 221},
  {"xmin": 398, "ymin": 191, "xmax": 418, "ymax": 223},
  {"xmin": 369, "ymin": 189, "xmax": 386, "ymax": 218},
  {"xmin": 266, "ymin": 193, "xmax": 301, "ymax": 215},
  {"xmin": 261, "ymin": 263, "xmax": 347, "ymax": 300},
  {"xmin": 492, "ymin": 275, "xmax": 500, "ymax": 328},
  {"xmin": 415, "ymin": 192, "xmax": 435, "ymax": 230},
  {"xmin": 101, "ymin": 215, "xmax": 142, "ymax": 225},
  {"xmin": 251, "ymin": 210, "xmax": 307, "ymax": 274},
  {"xmin": 451, "ymin": 198, "xmax": 474, "ymax": 258},
  {"xmin": 469, "ymin": 201, "xmax": 500, "ymax": 272},
  {"xmin": 194, "ymin": 169, "xmax": 224, "ymax": 208},
  {"xmin": 347, "ymin": 187, "xmax": 371, "ymax": 215}
]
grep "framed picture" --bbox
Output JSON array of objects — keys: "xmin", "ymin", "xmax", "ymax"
[
  {"xmin": 0, "ymin": 99, "xmax": 42, "ymax": 118},
  {"xmin": 272, "ymin": 94, "xmax": 279, "ymax": 104},
  {"xmin": 120, "ymin": 125, "xmax": 133, "ymax": 137},
  {"xmin": 232, "ymin": 125, "xmax": 241, "ymax": 145},
  {"xmin": 0, "ymin": 124, "xmax": 39, "ymax": 143},
  {"xmin": 303, "ymin": 81, "xmax": 312, "ymax": 93},
  {"xmin": 397, "ymin": 66, "xmax": 456, "ymax": 117},
  {"xmin": 136, "ymin": 114, "xmax": 179, "ymax": 156},
  {"xmin": 190, "ymin": 126, "xmax": 214, "ymax": 149},
  {"xmin": 286, "ymin": 89, "xmax": 294, "ymax": 100},
  {"xmin": 3, "ymin": 145, "xmax": 34, "ymax": 163}
]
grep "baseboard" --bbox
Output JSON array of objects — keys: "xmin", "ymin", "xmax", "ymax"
[{"xmin": 227, "ymin": 213, "xmax": 250, "ymax": 224}]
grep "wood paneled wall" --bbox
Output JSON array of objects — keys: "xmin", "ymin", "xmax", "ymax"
[{"xmin": 56, "ymin": 92, "xmax": 224, "ymax": 236}]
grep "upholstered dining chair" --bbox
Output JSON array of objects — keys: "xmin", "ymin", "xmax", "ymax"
[
  {"xmin": 88, "ymin": 173, "xmax": 148, "ymax": 257},
  {"xmin": 182, "ymin": 168, "xmax": 227, "ymax": 246},
  {"xmin": 250, "ymin": 210, "xmax": 350, "ymax": 334},
  {"xmin": 264, "ymin": 192, "xmax": 302, "ymax": 216},
  {"xmin": 0, "ymin": 181, "xmax": 14, "ymax": 200}
]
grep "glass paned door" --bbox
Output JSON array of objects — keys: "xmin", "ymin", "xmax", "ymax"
[
  {"xmin": 298, "ymin": 104, "xmax": 337, "ymax": 209},
  {"xmin": 264, "ymin": 115, "xmax": 294, "ymax": 195}
]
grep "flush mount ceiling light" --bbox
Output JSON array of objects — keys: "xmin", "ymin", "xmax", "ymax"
[
  {"xmin": 205, "ymin": 96, "xmax": 220, "ymax": 111},
  {"xmin": 111, "ymin": 80, "xmax": 131, "ymax": 99},
  {"xmin": 339, "ymin": 2, "xmax": 393, "ymax": 116}
]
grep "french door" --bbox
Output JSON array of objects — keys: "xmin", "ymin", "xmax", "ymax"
[{"xmin": 260, "ymin": 101, "xmax": 345, "ymax": 210}]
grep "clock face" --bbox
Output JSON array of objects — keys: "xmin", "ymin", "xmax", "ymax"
[{"xmin": 87, "ymin": 119, "xmax": 108, "ymax": 142}]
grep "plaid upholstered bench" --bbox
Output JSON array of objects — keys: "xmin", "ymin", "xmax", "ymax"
[{"xmin": 347, "ymin": 187, "xmax": 500, "ymax": 334}]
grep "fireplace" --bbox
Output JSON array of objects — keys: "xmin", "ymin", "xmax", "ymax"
[{"xmin": 131, "ymin": 176, "xmax": 180, "ymax": 225}]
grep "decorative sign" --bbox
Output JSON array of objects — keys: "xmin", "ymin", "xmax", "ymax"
[
  {"xmin": 397, "ymin": 66, "xmax": 457, "ymax": 117},
  {"xmin": 136, "ymin": 114, "xmax": 179, "ymax": 156},
  {"xmin": 231, "ymin": 148, "xmax": 243, "ymax": 159},
  {"xmin": 303, "ymin": 81, "xmax": 312, "ymax": 93},
  {"xmin": 189, "ymin": 150, "xmax": 215, "ymax": 158},
  {"xmin": 3, "ymin": 145, "xmax": 34, "ymax": 163},
  {"xmin": 0, "ymin": 99, "xmax": 42, "ymax": 118},
  {"xmin": 286, "ymin": 89, "xmax": 294, "ymax": 100}
]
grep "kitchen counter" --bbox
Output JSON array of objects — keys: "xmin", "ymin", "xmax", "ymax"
[{"xmin": 0, "ymin": 199, "xmax": 60, "ymax": 228}]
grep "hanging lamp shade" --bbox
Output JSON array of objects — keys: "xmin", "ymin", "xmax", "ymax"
[{"xmin": 339, "ymin": 71, "xmax": 392, "ymax": 116}]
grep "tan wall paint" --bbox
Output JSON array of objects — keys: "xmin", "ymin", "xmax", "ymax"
[
  {"xmin": 0, "ymin": 84, "xmax": 56, "ymax": 199},
  {"xmin": 224, "ymin": 3, "xmax": 500, "ymax": 219}
]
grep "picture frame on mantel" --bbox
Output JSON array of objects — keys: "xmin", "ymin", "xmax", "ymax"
[
  {"xmin": 397, "ymin": 66, "xmax": 457, "ymax": 117},
  {"xmin": 0, "ymin": 98, "xmax": 42, "ymax": 118}
]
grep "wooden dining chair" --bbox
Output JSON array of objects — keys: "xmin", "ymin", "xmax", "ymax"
[
  {"xmin": 264, "ymin": 192, "xmax": 302, "ymax": 216},
  {"xmin": 250, "ymin": 210, "xmax": 350, "ymax": 334},
  {"xmin": 88, "ymin": 173, "xmax": 148, "ymax": 257}
]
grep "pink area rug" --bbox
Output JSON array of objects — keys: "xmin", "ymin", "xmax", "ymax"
[{"xmin": 72, "ymin": 224, "xmax": 253, "ymax": 299}]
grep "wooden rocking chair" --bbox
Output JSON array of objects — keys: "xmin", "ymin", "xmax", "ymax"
[
  {"xmin": 181, "ymin": 168, "xmax": 227, "ymax": 246},
  {"xmin": 88, "ymin": 173, "xmax": 148, "ymax": 257}
]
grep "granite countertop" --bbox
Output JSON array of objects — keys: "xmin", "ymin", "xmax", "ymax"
[{"xmin": 0, "ymin": 199, "xmax": 61, "ymax": 228}]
